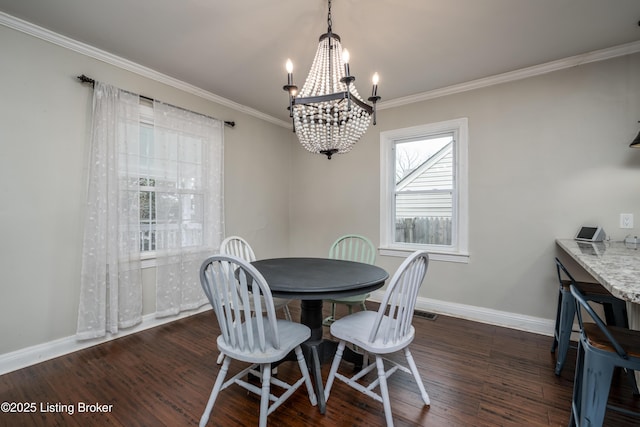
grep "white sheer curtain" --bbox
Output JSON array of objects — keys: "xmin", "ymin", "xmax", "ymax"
[
  {"xmin": 77, "ymin": 82, "xmax": 224, "ymax": 339},
  {"xmin": 153, "ymin": 101, "xmax": 224, "ymax": 317},
  {"xmin": 77, "ymin": 83, "xmax": 143, "ymax": 339}
]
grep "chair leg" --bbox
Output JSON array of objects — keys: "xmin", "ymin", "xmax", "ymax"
[
  {"xmin": 323, "ymin": 303, "xmax": 337, "ymax": 326},
  {"xmin": 362, "ymin": 351, "xmax": 369, "ymax": 368},
  {"xmin": 294, "ymin": 346, "xmax": 317, "ymax": 406},
  {"xmin": 570, "ymin": 341, "xmax": 585, "ymax": 427},
  {"xmin": 282, "ymin": 304, "xmax": 292, "ymax": 321},
  {"xmin": 578, "ymin": 350, "xmax": 615, "ymax": 427},
  {"xmin": 324, "ymin": 340, "xmax": 346, "ymax": 402},
  {"xmin": 216, "ymin": 352, "xmax": 224, "ymax": 364},
  {"xmin": 259, "ymin": 363, "xmax": 271, "ymax": 427},
  {"xmin": 600, "ymin": 302, "xmax": 636, "ymax": 390},
  {"xmin": 405, "ymin": 347, "xmax": 430, "ymax": 405},
  {"xmin": 551, "ymin": 289, "xmax": 563, "ymax": 353},
  {"xmin": 626, "ymin": 368, "xmax": 640, "ymax": 396},
  {"xmin": 200, "ymin": 357, "xmax": 230, "ymax": 427},
  {"xmin": 603, "ymin": 300, "xmax": 628, "ymax": 328},
  {"xmin": 555, "ymin": 290, "xmax": 576, "ymax": 375},
  {"xmin": 375, "ymin": 356, "xmax": 394, "ymax": 427},
  {"xmin": 587, "ymin": 299, "xmax": 639, "ymax": 400}
]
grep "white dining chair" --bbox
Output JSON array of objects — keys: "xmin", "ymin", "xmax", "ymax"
[
  {"xmin": 220, "ymin": 236, "xmax": 292, "ymax": 318},
  {"xmin": 217, "ymin": 236, "xmax": 292, "ymax": 365},
  {"xmin": 324, "ymin": 250, "xmax": 431, "ymax": 427},
  {"xmin": 323, "ymin": 234, "xmax": 376, "ymax": 326},
  {"xmin": 199, "ymin": 255, "xmax": 317, "ymax": 427}
]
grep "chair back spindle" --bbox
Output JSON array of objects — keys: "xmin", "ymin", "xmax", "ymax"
[
  {"xmin": 220, "ymin": 236, "xmax": 257, "ymax": 262},
  {"xmin": 369, "ymin": 251, "xmax": 429, "ymax": 345},
  {"xmin": 218, "ymin": 235, "xmax": 292, "ymax": 326},
  {"xmin": 323, "ymin": 234, "xmax": 376, "ymax": 327},
  {"xmin": 200, "ymin": 255, "xmax": 279, "ymax": 353},
  {"xmin": 329, "ymin": 234, "xmax": 376, "ymax": 264}
]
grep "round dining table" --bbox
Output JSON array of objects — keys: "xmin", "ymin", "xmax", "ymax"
[{"xmin": 251, "ymin": 257, "xmax": 389, "ymax": 414}]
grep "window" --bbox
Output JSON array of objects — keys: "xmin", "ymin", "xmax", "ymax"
[
  {"xmin": 138, "ymin": 109, "xmax": 156, "ymax": 252},
  {"xmin": 135, "ymin": 102, "xmax": 219, "ymax": 259},
  {"xmin": 380, "ymin": 118, "xmax": 469, "ymax": 262}
]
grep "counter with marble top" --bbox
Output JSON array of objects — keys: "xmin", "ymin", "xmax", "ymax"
[{"xmin": 556, "ymin": 238, "xmax": 640, "ymax": 304}]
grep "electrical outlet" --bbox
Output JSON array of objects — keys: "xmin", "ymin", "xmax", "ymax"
[{"xmin": 620, "ymin": 213, "xmax": 634, "ymax": 229}]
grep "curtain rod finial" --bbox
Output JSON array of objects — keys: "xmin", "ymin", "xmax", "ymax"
[{"xmin": 77, "ymin": 74, "xmax": 95, "ymax": 86}]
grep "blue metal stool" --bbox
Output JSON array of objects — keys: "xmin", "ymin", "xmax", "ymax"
[
  {"xmin": 569, "ymin": 284, "xmax": 640, "ymax": 426},
  {"xmin": 551, "ymin": 258, "xmax": 628, "ymax": 375}
]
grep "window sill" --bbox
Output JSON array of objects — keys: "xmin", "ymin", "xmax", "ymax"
[
  {"xmin": 139, "ymin": 246, "xmax": 213, "ymax": 269},
  {"xmin": 141, "ymin": 257, "xmax": 156, "ymax": 269},
  {"xmin": 379, "ymin": 247, "xmax": 469, "ymax": 263}
]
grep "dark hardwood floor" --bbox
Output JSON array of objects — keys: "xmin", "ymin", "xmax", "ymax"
[{"xmin": 1, "ymin": 302, "xmax": 639, "ymax": 426}]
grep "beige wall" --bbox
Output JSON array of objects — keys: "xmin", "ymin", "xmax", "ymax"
[
  {"xmin": 3, "ymin": 19, "xmax": 640, "ymax": 361},
  {"xmin": 0, "ymin": 25, "xmax": 294, "ymax": 355},
  {"xmin": 289, "ymin": 52, "xmax": 640, "ymax": 320}
]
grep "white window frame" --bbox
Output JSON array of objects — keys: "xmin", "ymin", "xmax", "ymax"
[
  {"xmin": 138, "ymin": 102, "xmax": 157, "ymax": 268},
  {"xmin": 139, "ymin": 103, "xmax": 155, "ymax": 261},
  {"xmin": 137, "ymin": 102, "xmax": 220, "ymax": 269},
  {"xmin": 380, "ymin": 118, "xmax": 469, "ymax": 263}
]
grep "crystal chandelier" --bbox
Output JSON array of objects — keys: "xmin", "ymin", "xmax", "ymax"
[{"xmin": 283, "ymin": 0, "xmax": 380, "ymax": 159}]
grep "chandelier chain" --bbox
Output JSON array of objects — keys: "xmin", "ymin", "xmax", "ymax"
[{"xmin": 327, "ymin": 0, "xmax": 332, "ymax": 33}]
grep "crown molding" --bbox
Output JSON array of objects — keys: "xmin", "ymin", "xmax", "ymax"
[
  {"xmin": 3, "ymin": 11, "xmax": 640, "ymax": 126},
  {"xmin": 0, "ymin": 12, "xmax": 291, "ymax": 128},
  {"xmin": 378, "ymin": 39, "xmax": 640, "ymax": 111}
]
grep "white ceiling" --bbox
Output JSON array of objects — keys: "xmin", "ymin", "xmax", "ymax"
[{"xmin": 2, "ymin": 0, "xmax": 640, "ymax": 124}]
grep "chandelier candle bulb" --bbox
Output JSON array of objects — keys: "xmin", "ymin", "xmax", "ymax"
[
  {"xmin": 372, "ymin": 72, "xmax": 379, "ymax": 97},
  {"xmin": 343, "ymin": 49, "xmax": 350, "ymax": 77},
  {"xmin": 286, "ymin": 59, "xmax": 293, "ymax": 85}
]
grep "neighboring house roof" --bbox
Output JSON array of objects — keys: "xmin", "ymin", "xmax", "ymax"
[
  {"xmin": 397, "ymin": 141, "xmax": 453, "ymax": 191},
  {"xmin": 395, "ymin": 141, "xmax": 453, "ymax": 218}
]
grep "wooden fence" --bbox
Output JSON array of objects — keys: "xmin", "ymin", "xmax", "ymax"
[{"xmin": 395, "ymin": 217, "xmax": 452, "ymax": 245}]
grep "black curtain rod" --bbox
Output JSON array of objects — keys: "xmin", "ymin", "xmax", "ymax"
[{"xmin": 76, "ymin": 74, "xmax": 235, "ymax": 128}]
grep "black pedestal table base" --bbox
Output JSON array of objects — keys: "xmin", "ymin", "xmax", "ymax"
[{"xmin": 297, "ymin": 300, "xmax": 364, "ymax": 413}]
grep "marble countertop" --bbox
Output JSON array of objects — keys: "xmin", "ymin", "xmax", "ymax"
[{"xmin": 556, "ymin": 239, "xmax": 640, "ymax": 303}]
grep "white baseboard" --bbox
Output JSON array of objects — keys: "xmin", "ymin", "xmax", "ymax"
[
  {"xmin": 369, "ymin": 291, "xmax": 555, "ymax": 337},
  {"xmin": 0, "ymin": 306, "xmax": 212, "ymax": 376},
  {"xmin": 0, "ymin": 297, "xmax": 555, "ymax": 376}
]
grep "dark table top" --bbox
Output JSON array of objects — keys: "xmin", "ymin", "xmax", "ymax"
[{"xmin": 251, "ymin": 257, "xmax": 389, "ymax": 300}]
